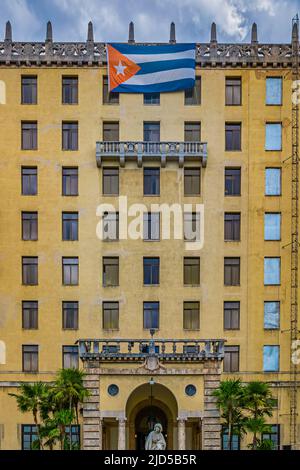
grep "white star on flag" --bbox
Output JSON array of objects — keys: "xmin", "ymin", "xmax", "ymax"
[{"xmin": 114, "ymin": 60, "xmax": 127, "ymax": 76}]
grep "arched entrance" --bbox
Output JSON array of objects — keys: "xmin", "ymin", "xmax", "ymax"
[{"xmin": 126, "ymin": 382, "xmax": 178, "ymax": 450}]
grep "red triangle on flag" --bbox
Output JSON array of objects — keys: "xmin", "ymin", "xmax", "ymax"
[{"xmin": 107, "ymin": 44, "xmax": 141, "ymax": 91}]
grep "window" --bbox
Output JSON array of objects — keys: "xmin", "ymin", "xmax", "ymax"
[
  {"xmin": 225, "ymin": 168, "xmax": 241, "ymax": 196},
  {"xmin": 62, "ymin": 76, "xmax": 78, "ymax": 104},
  {"xmin": 63, "ymin": 346, "xmax": 79, "ymax": 369},
  {"xmin": 224, "ymin": 346, "xmax": 239, "ymax": 372},
  {"xmin": 184, "ymin": 77, "xmax": 201, "ymax": 105},
  {"xmin": 62, "ymin": 301, "xmax": 78, "ymax": 329},
  {"xmin": 144, "ymin": 168, "xmax": 160, "ymax": 195},
  {"xmin": 265, "ymin": 123, "xmax": 282, "ymax": 151},
  {"xmin": 22, "ymin": 345, "xmax": 38, "ymax": 372},
  {"xmin": 22, "ymin": 425, "xmax": 39, "ymax": 450},
  {"xmin": 225, "ymin": 77, "xmax": 241, "ymax": 105},
  {"xmin": 62, "ymin": 212, "xmax": 79, "ymax": 241},
  {"xmin": 62, "ymin": 122, "xmax": 78, "ymax": 150},
  {"xmin": 22, "ymin": 301, "xmax": 38, "ymax": 330},
  {"xmin": 103, "ymin": 301, "xmax": 119, "ymax": 330},
  {"xmin": 103, "ymin": 168, "xmax": 119, "ymax": 195},
  {"xmin": 263, "ymin": 345, "xmax": 279, "ymax": 372},
  {"xmin": 22, "ymin": 167, "xmax": 37, "ymax": 195},
  {"xmin": 224, "ymin": 301, "xmax": 240, "ymax": 330},
  {"xmin": 264, "ymin": 213, "xmax": 281, "ymax": 240},
  {"xmin": 21, "ymin": 76, "xmax": 37, "ymax": 104},
  {"xmin": 103, "ymin": 212, "xmax": 119, "ymax": 241},
  {"xmin": 103, "ymin": 76, "xmax": 119, "ymax": 104},
  {"xmin": 184, "ymin": 212, "xmax": 200, "ymax": 242},
  {"xmin": 183, "ymin": 301, "xmax": 200, "ymax": 330},
  {"xmin": 222, "ymin": 426, "xmax": 240, "ymax": 450},
  {"xmin": 225, "ymin": 123, "xmax": 241, "ymax": 151},
  {"xmin": 62, "ymin": 257, "xmax": 79, "ymax": 285},
  {"xmin": 22, "ymin": 257, "xmax": 38, "ymax": 285},
  {"xmin": 184, "ymin": 122, "xmax": 201, "ymax": 142},
  {"xmin": 264, "ymin": 301, "xmax": 280, "ymax": 329},
  {"xmin": 224, "ymin": 213, "xmax": 240, "ymax": 241},
  {"xmin": 144, "ymin": 122, "xmax": 160, "ymax": 142},
  {"xmin": 103, "ymin": 122, "xmax": 119, "ymax": 141},
  {"xmin": 144, "ymin": 93, "xmax": 160, "ymax": 105},
  {"xmin": 266, "ymin": 78, "xmax": 282, "ymax": 105},
  {"xmin": 143, "ymin": 302, "xmax": 159, "ymax": 329},
  {"xmin": 62, "ymin": 167, "xmax": 78, "ymax": 196},
  {"xmin": 21, "ymin": 122, "xmax": 37, "ymax": 150},
  {"xmin": 143, "ymin": 213, "xmax": 160, "ymax": 241},
  {"xmin": 103, "ymin": 257, "xmax": 119, "ymax": 286},
  {"xmin": 184, "ymin": 257, "xmax": 200, "ymax": 285},
  {"xmin": 264, "ymin": 257, "xmax": 280, "ymax": 285},
  {"xmin": 262, "ymin": 425, "xmax": 280, "ymax": 450},
  {"xmin": 184, "ymin": 168, "xmax": 201, "ymax": 195},
  {"xmin": 144, "ymin": 257, "xmax": 159, "ymax": 285},
  {"xmin": 22, "ymin": 212, "xmax": 38, "ymax": 240},
  {"xmin": 224, "ymin": 258, "xmax": 240, "ymax": 286},
  {"xmin": 65, "ymin": 425, "xmax": 80, "ymax": 448},
  {"xmin": 265, "ymin": 168, "xmax": 281, "ymax": 196}
]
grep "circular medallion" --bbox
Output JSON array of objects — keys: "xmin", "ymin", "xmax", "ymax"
[
  {"xmin": 185, "ymin": 384, "xmax": 197, "ymax": 396},
  {"xmin": 108, "ymin": 384, "xmax": 119, "ymax": 396}
]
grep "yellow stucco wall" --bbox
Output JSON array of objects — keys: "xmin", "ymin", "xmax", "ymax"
[{"xmin": 0, "ymin": 65, "xmax": 299, "ymax": 449}]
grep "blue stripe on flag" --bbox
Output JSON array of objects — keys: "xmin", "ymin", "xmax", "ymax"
[
  {"xmin": 135, "ymin": 59, "xmax": 195, "ymax": 75},
  {"xmin": 110, "ymin": 43, "xmax": 195, "ymax": 55},
  {"xmin": 111, "ymin": 78, "xmax": 195, "ymax": 94}
]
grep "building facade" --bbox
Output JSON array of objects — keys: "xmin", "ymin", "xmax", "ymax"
[{"xmin": 0, "ymin": 19, "xmax": 299, "ymax": 450}]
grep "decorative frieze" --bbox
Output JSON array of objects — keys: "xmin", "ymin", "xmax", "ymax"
[{"xmin": 0, "ymin": 21, "xmax": 298, "ymax": 68}]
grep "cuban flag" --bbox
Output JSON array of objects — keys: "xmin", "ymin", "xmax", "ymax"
[{"xmin": 106, "ymin": 43, "xmax": 196, "ymax": 93}]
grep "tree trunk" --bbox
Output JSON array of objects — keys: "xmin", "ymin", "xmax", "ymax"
[
  {"xmin": 228, "ymin": 410, "xmax": 233, "ymax": 450},
  {"xmin": 33, "ymin": 410, "xmax": 44, "ymax": 450}
]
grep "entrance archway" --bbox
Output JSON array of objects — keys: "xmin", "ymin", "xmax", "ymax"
[{"xmin": 126, "ymin": 382, "xmax": 178, "ymax": 450}]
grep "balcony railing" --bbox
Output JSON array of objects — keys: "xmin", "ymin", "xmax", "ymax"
[
  {"xmin": 96, "ymin": 141, "xmax": 208, "ymax": 168},
  {"xmin": 78, "ymin": 338, "xmax": 224, "ymax": 363}
]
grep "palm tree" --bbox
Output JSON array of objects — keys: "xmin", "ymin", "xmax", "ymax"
[
  {"xmin": 243, "ymin": 381, "xmax": 276, "ymax": 449},
  {"xmin": 9, "ymin": 382, "xmax": 50, "ymax": 450},
  {"xmin": 213, "ymin": 379, "xmax": 245, "ymax": 450},
  {"xmin": 52, "ymin": 409, "xmax": 74, "ymax": 450},
  {"xmin": 51, "ymin": 368, "xmax": 89, "ymax": 449},
  {"xmin": 245, "ymin": 417, "xmax": 272, "ymax": 450}
]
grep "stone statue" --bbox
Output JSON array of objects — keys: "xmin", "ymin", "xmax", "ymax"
[{"xmin": 145, "ymin": 423, "xmax": 166, "ymax": 450}]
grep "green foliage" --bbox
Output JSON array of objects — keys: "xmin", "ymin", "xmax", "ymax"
[
  {"xmin": 9, "ymin": 369, "xmax": 89, "ymax": 450},
  {"xmin": 214, "ymin": 379, "xmax": 276, "ymax": 450}
]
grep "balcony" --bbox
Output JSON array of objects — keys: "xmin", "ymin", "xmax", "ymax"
[
  {"xmin": 78, "ymin": 338, "xmax": 224, "ymax": 363},
  {"xmin": 96, "ymin": 141, "xmax": 208, "ymax": 168}
]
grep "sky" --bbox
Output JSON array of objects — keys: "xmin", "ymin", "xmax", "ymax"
[{"xmin": 1, "ymin": 0, "xmax": 299, "ymax": 43}]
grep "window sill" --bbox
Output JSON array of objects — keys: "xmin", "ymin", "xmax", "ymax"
[
  {"xmin": 62, "ymin": 328, "xmax": 79, "ymax": 331},
  {"xmin": 143, "ymin": 239, "xmax": 160, "ymax": 242},
  {"xmin": 103, "ymin": 285, "xmax": 119, "ymax": 288},
  {"xmin": 224, "ymin": 239, "xmax": 241, "ymax": 242},
  {"xmin": 183, "ymin": 329, "xmax": 200, "ymax": 331},
  {"xmin": 143, "ymin": 284, "xmax": 160, "ymax": 287},
  {"xmin": 184, "ymin": 284, "xmax": 200, "ymax": 287},
  {"xmin": 102, "ymin": 329, "xmax": 120, "ymax": 332}
]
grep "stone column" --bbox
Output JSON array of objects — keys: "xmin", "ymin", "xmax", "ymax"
[
  {"xmin": 82, "ymin": 367, "xmax": 101, "ymax": 450},
  {"xmin": 177, "ymin": 418, "xmax": 186, "ymax": 450},
  {"xmin": 202, "ymin": 366, "xmax": 222, "ymax": 450},
  {"xmin": 117, "ymin": 418, "xmax": 126, "ymax": 450},
  {"xmin": 99, "ymin": 418, "xmax": 103, "ymax": 450}
]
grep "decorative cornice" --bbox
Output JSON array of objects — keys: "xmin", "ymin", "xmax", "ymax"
[{"xmin": 0, "ymin": 20, "xmax": 299, "ymax": 68}]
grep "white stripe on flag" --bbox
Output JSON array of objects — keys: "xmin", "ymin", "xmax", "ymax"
[
  {"xmin": 125, "ymin": 49, "xmax": 195, "ymax": 64},
  {"xmin": 124, "ymin": 68, "xmax": 195, "ymax": 86}
]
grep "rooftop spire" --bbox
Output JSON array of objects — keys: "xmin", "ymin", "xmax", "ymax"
[
  {"xmin": 87, "ymin": 21, "xmax": 94, "ymax": 42},
  {"xmin": 169, "ymin": 22, "xmax": 176, "ymax": 43},
  {"xmin": 210, "ymin": 22, "xmax": 217, "ymax": 43},
  {"xmin": 128, "ymin": 21, "xmax": 135, "ymax": 43},
  {"xmin": 292, "ymin": 19, "xmax": 299, "ymax": 43},
  {"xmin": 46, "ymin": 21, "xmax": 53, "ymax": 42},
  {"xmin": 5, "ymin": 21, "xmax": 12, "ymax": 42},
  {"xmin": 251, "ymin": 22, "xmax": 258, "ymax": 44}
]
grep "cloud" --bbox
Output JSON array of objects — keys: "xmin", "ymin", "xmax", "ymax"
[
  {"xmin": 1, "ymin": 0, "xmax": 39, "ymax": 40},
  {"xmin": 1, "ymin": 0, "xmax": 298, "ymax": 42}
]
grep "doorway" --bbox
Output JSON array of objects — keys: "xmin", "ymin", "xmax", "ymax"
[{"xmin": 135, "ymin": 405, "xmax": 168, "ymax": 450}]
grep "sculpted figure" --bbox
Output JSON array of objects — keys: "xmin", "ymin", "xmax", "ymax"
[{"xmin": 145, "ymin": 423, "xmax": 166, "ymax": 450}]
